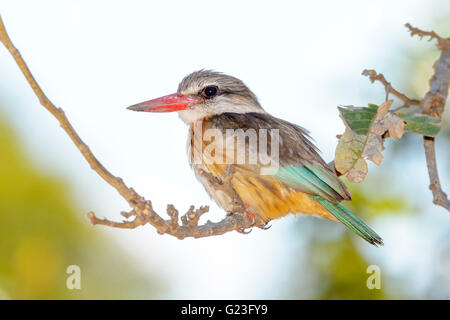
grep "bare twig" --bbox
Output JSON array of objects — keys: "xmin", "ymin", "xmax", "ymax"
[
  {"xmin": 362, "ymin": 24, "xmax": 450, "ymax": 212},
  {"xmin": 362, "ymin": 69, "xmax": 422, "ymax": 109},
  {"xmin": 405, "ymin": 23, "xmax": 450, "ymax": 51},
  {"xmin": 0, "ymin": 15, "xmax": 256, "ymax": 238}
]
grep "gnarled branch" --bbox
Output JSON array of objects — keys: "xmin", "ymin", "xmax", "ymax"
[{"xmin": 0, "ymin": 14, "xmax": 258, "ymax": 238}]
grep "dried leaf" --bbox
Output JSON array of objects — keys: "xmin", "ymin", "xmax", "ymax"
[
  {"xmin": 384, "ymin": 115, "xmax": 405, "ymax": 140},
  {"xmin": 372, "ymin": 122, "xmax": 387, "ymax": 135},
  {"xmin": 361, "ymin": 133, "xmax": 384, "ymax": 165},
  {"xmin": 374, "ymin": 100, "xmax": 392, "ymax": 121},
  {"xmin": 335, "ymin": 127, "xmax": 365, "ymax": 174},
  {"xmin": 346, "ymin": 158, "xmax": 368, "ymax": 183},
  {"xmin": 370, "ymin": 101, "xmax": 395, "ymax": 136}
]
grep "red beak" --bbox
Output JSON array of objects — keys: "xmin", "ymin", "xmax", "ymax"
[{"xmin": 127, "ymin": 93, "xmax": 202, "ymax": 113}]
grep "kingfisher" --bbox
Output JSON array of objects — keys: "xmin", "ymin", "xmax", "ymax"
[{"xmin": 128, "ymin": 70, "xmax": 383, "ymax": 246}]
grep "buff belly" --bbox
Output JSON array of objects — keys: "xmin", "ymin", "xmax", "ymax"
[
  {"xmin": 201, "ymin": 162, "xmax": 337, "ymax": 223},
  {"xmin": 230, "ymin": 172, "xmax": 338, "ymax": 222}
]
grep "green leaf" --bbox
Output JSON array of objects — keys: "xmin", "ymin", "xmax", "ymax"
[
  {"xmin": 335, "ymin": 101, "xmax": 393, "ymax": 183},
  {"xmin": 398, "ymin": 113, "xmax": 441, "ymax": 136},
  {"xmin": 338, "ymin": 104, "xmax": 379, "ymax": 135}
]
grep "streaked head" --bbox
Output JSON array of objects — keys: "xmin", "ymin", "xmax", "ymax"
[{"xmin": 127, "ymin": 70, "xmax": 264, "ymax": 124}]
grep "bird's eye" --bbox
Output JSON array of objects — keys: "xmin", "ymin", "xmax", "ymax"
[{"xmin": 202, "ymin": 86, "xmax": 218, "ymax": 98}]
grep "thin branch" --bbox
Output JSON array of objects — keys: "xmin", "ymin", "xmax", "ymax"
[
  {"xmin": 0, "ymin": 14, "xmax": 257, "ymax": 238},
  {"xmin": 361, "ymin": 69, "xmax": 422, "ymax": 108},
  {"xmin": 423, "ymin": 137, "xmax": 450, "ymax": 211},
  {"xmin": 87, "ymin": 211, "xmax": 147, "ymax": 229}
]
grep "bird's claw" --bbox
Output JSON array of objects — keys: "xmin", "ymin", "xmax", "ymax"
[
  {"xmin": 258, "ymin": 222, "xmax": 272, "ymax": 230},
  {"xmin": 236, "ymin": 205, "xmax": 260, "ymax": 234},
  {"xmin": 236, "ymin": 228, "xmax": 252, "ymax": 234}
]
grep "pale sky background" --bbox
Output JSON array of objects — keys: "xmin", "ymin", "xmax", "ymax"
[{"xmin": 0, "ymin": 0, "xmax": 449, "ymax": 298}]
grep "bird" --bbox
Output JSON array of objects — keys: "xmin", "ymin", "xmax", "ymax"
[{"xmin": 127, "ymin": 70, "xmax": 383, "ymax": 246}]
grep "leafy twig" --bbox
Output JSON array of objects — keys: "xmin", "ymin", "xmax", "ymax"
[
  {"xmin": 361, "ymin": 24, "xmax": 450, "ymax": 212},
  {"xmin": 361, "ymin": 69, "xmax": 422, "ymax": 110}
]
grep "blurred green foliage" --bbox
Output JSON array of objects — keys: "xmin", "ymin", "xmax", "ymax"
[
  {"xmin": 288, "ymin": 176, "xmax": 411, "ymax": 299},
  {"xmin": 0, "ymin": 111, "xmax": 164, "ymax": 299},
  {"xmin": 313, "ymin": 235, "xmax": 384, "ymax": 300}
]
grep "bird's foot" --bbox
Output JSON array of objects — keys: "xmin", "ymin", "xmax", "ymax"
[
  {"xmin": 243, "ymin": 203, "xmax": 255, "ymax": 220},
  {"xmin": 257, "ymin": 222, "xmax": 272, "ymax": 230},
  {"xmin": 236, "ymin": 204, "xmax": 255, "ymax": 234},
  {"xmin": 245, "ymin": 210, "xmax": 255, "ymax": 222},
  {"xmin": 236, "ymin": 227, "xmax": 252, "ymax": 234}
]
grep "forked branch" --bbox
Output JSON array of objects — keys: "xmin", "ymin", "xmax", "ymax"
[{"xmin": 362, "ymin": 24, "xmax": 450, "ymax": 211}]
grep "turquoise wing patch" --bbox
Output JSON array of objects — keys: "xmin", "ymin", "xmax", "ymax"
[{"xmin": 273, "ymin": 165, "xmax": 348, "ymax": 202}]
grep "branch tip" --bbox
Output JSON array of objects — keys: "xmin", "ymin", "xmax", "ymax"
[
  {"xmin": 405, "ymin": 23, "xmax": 450, "ymax": 50},
  {"xmin": 362, "ymin": 69, "xmax": 422, "ymax": 108}
]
